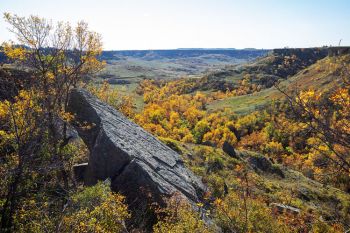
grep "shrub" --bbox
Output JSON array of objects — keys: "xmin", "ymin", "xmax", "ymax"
[
  {"xmin": 153, "ymin": 195, "xmax": 213, "ymax": 233},
  {"xmin": 61, "ymin": 182, "xmax": 130, "ymax": 233},
  {"xmin": 214, "ymin": 192, "xmax": 291, "ymax": 233}
]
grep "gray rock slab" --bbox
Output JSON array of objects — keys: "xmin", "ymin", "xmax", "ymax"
[{"xmin": 67, "ymin": 88, "xmax": 206, "ymax": 204}]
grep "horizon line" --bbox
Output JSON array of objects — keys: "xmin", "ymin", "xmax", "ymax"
[{"xmin": 102, "ymin": 46, "xmax": 349, "ymax": 51}]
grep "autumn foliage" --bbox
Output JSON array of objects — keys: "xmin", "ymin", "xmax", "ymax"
[{"xmin": 1, "ymin": 12, "xmax": 350, "ymax": 233}]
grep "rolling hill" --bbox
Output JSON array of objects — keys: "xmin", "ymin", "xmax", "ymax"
[
  {"xmin": 97, "ymin": 49, "xmax": 269, "ymax": 84},
  {"xmin": 206, "ymin": 47, "xmax": 349, "ymax": 114}
]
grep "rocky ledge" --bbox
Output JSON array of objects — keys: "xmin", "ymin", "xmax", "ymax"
[{"xmin": 67, "ymin": 88, "xmax": 206, "ymax": 206}]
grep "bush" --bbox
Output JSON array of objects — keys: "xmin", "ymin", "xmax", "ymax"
[
  {"xmin": 61, "ymin": 181, "xmax": 130, "ymax": 233},
  {"xmin": 153, "ymin": 195, "xmax": 213, "ymax": 233},
  {"xmin": 214, "ymin": 192, "xmax": 291, "ymax": 233}
]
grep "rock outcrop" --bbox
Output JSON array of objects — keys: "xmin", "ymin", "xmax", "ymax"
[
  {"xmin": 247, "ymin": 154, "xmax": 285, "ymax": 178},
  {"xmin": 67, "ymin": 88, "xmax": 206, "ymax": 206},
  {"xmin": 270, "ymin": 203, "xmax": 300, "ymax": 215},
  {"xmin": 222, "ymin": 141, "xmax": 238, "ymax": 159}
]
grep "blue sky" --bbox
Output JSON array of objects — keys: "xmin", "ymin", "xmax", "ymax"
[{"xmin": 1, "ymin": 0, "xmax": 349, "ymax": 50}]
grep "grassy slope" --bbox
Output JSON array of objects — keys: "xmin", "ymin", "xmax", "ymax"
[
  {"xmin": 99, "ymin": 56, "xmax": 251, "ymax": 112},
  {"xmin": 208, "ymin": 56, "xmax": 345, "ymax": 115},
  {"xmin": 208, "ymin": 88, "xmax": 279, "ymax": 114},
  {"xmin": 103, "ymin": 53, "xmax": 346, "ymax": 116},
  {"xmin": 100, "ymin": 55, "xmax": 248, "ymax": 81},
  {"xmin": 97, "ymin": 55, "xmax": 251, "ymax": 112},
  {"xmin": 160, "ymin": 138, "xmax": 350, "ymax": 221}
]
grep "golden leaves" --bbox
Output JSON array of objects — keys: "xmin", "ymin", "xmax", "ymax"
[
  {"xmin": 153, "ymin": 195, "xmax": 213, "ymax": 233},
  {"xmin": 61, "ymin": 182, "xmax": 130, "ymax": 233},
  {"xmin": 3, "ymin": 13, "xmax": 104, "ymax": 89},
  {"xmin": 0, "ymin": 89, "xmax": 43, "ymax": 164},
  {"xmin": 59, "ymin": 110, "xmax": 75, "ymax": 123},
  {"xmin": 2, "ymin": 42, "xmax": 27, "ymax": 61},
  {"xmin": 298, "ymin": 89, "xmax": 321, "ymax": 106},
  {"xmin": 131, "ymin": 79, "xmax": 240, "ymax": 145}
]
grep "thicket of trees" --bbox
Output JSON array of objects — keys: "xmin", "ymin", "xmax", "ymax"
[
  {"xmin": 0, "ymin": 13, "xmax": 132, "ymax": 232},
  {"xmin": 118, "ymin": 55, "xmax": 350, "ymax": 192}
]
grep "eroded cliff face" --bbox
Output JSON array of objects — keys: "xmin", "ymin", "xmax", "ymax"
[{"xmin": 67, "ymin": 88, "xmax": 206, "ymax": 206}]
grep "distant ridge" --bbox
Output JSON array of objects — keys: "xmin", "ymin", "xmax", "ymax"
[
  {"xmin": 100, "ymin": 49, "xmax": 270, "ymax": 60},
  {"xmin": 103, "ymin": 48, "xmax": 266, "ymax": 51}
]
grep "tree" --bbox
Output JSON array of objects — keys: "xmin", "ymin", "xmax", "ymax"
[
  {"xmin": 0, "ymin": 90, "xmax": 45, "ymax": 231},
  {"xmin": 1, "ymin": 13, "xmax": 104, "ymax": 231},
  {"xmin": 275, "ymin": 55, "xmax": 350, "ymax": 176}
]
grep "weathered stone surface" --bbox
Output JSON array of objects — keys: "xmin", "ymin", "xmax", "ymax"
[{"xmin": 67, "ymin": 88, "xmax": 206, "ymax": 205}]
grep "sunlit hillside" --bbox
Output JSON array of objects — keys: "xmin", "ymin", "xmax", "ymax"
[{"xmin": 1, "ymin": 1, "xmax": 350, "ymax": 232}]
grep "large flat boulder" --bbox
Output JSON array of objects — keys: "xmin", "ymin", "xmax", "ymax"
[{"xmin": 67, "ymin": 88, "xmax": 206, "ymax": 205}]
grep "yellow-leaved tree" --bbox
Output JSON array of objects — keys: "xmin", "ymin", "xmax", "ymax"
[
  {"xmin": 276, "ymin": 55, "xmax": 350, "ymax": 186},
  {"xmin": 0, "ymin": 13, "xmax": 105, "ymax": 231}
]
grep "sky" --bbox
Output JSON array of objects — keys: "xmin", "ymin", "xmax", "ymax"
[{"xmin": 0, "ymin": 0, "xmax": 350, "ymax": 50}]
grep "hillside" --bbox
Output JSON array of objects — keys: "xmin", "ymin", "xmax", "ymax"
[
  {"xmin": 118, "ymin": 47, "xmax": 350, "ymax": 231},
  {"xmin": 1, "ymin": 44, "xmax": 350, "ymax": 232},
  {"xmin": 198, "ymin": 47, "xmax": 328, "ymax": 88},
  {"xmin": 166, "ymin": 139, "xmax": 350, "ymax": 226},
  {"xmin": 101, "ymin": 49, "xmax": 269, "ymax": 60},
  {"xmin": 206, "ymin": 48, "xmax": 348, "ymax": 114},
  {"xmin": 96, "ymin": 49, "xmax": 269, "ymax": 84},
  {"xmin": 108, "ymin": 47, "xmax": 346, "ymax": 115}
]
